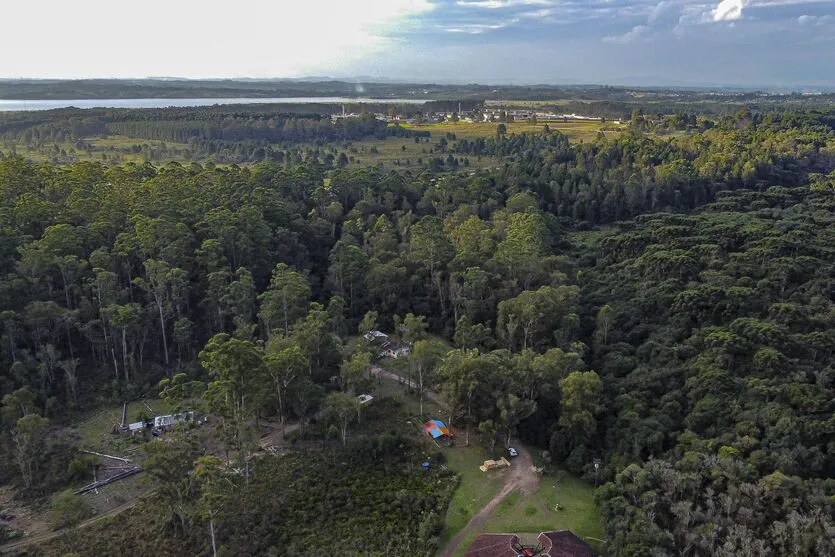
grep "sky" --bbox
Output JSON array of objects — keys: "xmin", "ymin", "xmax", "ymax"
[{"xmin": 2, "ymin": 0, "xmax": 834, "ymax": 86}]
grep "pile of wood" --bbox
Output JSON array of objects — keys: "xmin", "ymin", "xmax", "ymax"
[
  {"xmin": 479, "ymin": 457, "xmax": 511, "ymax": 472},
  {"xmin": 73, "ymin": 450, "xmax": 141, "ymax": 495}
]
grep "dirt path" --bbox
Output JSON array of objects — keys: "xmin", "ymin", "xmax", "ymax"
[
  {"xmin": 258, "ymin": 419, "xmax": 302, "ymax": 449},
  {"xmin": 372, "ymin": 365, "xmax": 542, "ymax": 556},
  {"xmin": 371, "ymin": 366, "xmax": 445, "ymax": 406},
  {"xmin": 439, "ymin": 444, "xmax": 540, "ymax": 557},
  {"xmin": 372, "ymin": 364, "xmax": 541, "ymax": 557},
  {"xmin": 0, "ymin": 487, "xmax": 153, "ymax": 555}
]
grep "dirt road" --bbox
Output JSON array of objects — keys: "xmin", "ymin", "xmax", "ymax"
[
  {"xmin": 439, "ymin": 444, "xmax": 540, "ymax": 557},
  {"xmin": 371, "ymin": 366, "xmax": 445, "ymax": 406}
]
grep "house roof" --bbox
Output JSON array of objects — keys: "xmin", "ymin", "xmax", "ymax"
[
  {"xmin": 464, "ymin": 534, "xmax": 520, "ymax": 557},
  {"xmin": 538, "ymin": 531, "xmax": 596, "ymax": 557},
  {"xmin": 464, "ymin": 531, "xmax": 596, "ymax": 557}
]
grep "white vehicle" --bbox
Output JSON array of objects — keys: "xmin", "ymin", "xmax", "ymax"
[{"xmin": 508, "ymin": 447, "xmax": 518, "ymax": 457}]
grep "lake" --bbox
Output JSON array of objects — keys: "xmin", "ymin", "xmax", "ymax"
[{"xmin": 0, "ymin": 97, "xmax": 432, "ymax": 112}]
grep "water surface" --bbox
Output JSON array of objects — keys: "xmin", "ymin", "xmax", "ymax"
[{"xmin": 0, "ymin": 97, "xmax": 431, "ymax": 112}]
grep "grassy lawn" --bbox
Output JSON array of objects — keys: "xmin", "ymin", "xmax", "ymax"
[
  {"xmin": 441, "ymin": 444, "xmax": 505, "ymax": 543},
  {"xmin": 482, "ymin": 469, "xmax": 602, "ymax": 536},
  {"xmin": 479, "ymin": 469, "xmax": 604, "ymax": 553}
]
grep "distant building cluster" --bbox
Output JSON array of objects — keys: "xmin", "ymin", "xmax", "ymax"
[{"xmin": 330, "ymin": 103, "xmax": 609, "ymax": 125}]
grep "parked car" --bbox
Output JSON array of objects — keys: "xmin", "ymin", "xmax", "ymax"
[{"xmin": 508, "ymin": 447, "xmax": 518, "ymax": 457}]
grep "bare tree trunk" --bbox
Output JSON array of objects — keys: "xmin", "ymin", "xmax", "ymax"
[
  {"xmin": 157, "ymin": 301, "xmax": 169, "ymax": 365},
  {"xmin": 122, "ymin": 328, "xmax": 129, "ymax": 380},
  {"xmin": 210, "ymin": 516, "xmax": 218, "ymax": 557},
  {"xmin": 111, "ymin": 345, "xmax": 121, "ymax": 382},
  {"xmin": 419, "ymin": 366, "xmax": 424, "ymax": 417},
  {"xmin": 277, "ymin": 387, "xmax": 286, "ymax": 439}
]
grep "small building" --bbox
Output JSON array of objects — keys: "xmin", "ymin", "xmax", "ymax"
[
  {"xmin": 380, "ymin": 345, "xmax": 410, "ymax": 359},
  {"xmin": 153, "ymin": 412, "xmax": 194, "ymax": 429},
  {"xmin": 423, "ymin": 419, "xmax": 452, "ymax": 439}
]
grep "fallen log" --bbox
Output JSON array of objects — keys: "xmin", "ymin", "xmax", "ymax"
[
  {"xmin": 80, "ymin": 450, "xmax": 132, "ymax": 464},
  {"xmin": 74, "ymin": 467, "xmax": 141, "ymax": 495}
]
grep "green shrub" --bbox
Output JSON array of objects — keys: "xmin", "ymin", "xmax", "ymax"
[{"xmin": 49, "ymin": 489, "xmax": 93, "ymax": 529}]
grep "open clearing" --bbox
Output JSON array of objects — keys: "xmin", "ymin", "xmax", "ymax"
[
  {"xmin": 445, "ymin": 450, "xmax": 603, "ymax": 556},
  {"xmin": 403, "ymin": 120, "xmax": 621, "ymax": 143},
  {"xmin": 441, "ymin": 445, "xmax": 505, "ymax": 544}
]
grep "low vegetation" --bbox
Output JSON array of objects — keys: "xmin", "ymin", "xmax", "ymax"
[{"xmin": 29, "ymin": 436, "xmax": 457, "ymax": 557}]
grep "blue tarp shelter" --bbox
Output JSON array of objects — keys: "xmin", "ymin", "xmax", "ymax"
[{"xmin": 423, "ymin": 419, "xmax": 451, "ymax": 439}]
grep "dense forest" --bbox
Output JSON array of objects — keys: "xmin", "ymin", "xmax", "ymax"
[
  {"xmin": 1, "ymin": 106, "xmax": 432, "ymax": 164},
  {"xmin": 1, "ymin": 105, "xmax": 834, "ymax": 555}
]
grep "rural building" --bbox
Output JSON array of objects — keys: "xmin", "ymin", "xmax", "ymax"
[
  {"xmin": 537, "ymin": 531, "xmax": 596, "ymax": 557},
  {"xmin": 154, "ymin": 412, "xmax": 194, "ymax": 429},
  {"xmin": 381, "ymin": 345, "xmax": 410, "ymax": 359},
  {"xmin": 423, "ymin": 419, "xmax": 452, "ymax": 439},
  {"xmin": 465, "ymin": 530, "xmax": 596, "ymax": 557}
]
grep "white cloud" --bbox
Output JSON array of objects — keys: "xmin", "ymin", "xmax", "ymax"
[
  {"xmin": 713, "ymin": 0, "xmax": 746, "ymax": 21},
  {"xmin": 456, "ymin": 0, "xmax": 553, "ymax": 8},
  {"xmin": 752, "ymin": 0, "xmax": 835, "ymax": 7},
  {"xmin": 446, "ymin": 24, "xmax": 505, "ymax": 33},
  {"xmin": 445, "ymin": 19, "xmax": 520, "ymax": 33},
  {"xmin": 519, "ymin": 8, "xmax": 555, "ymax": 18},
  {"xmin": 648, "ymin": 1, "xmax": 675, "ymax": 23},
  {"xmin": 0, "ymin": 0, "xmax": 434, "ymax": 78},
  {"xmin": 603, "ymin": 25, "xmax": 651, "ymax": 44},
  {"xmin": 797, "ymin": 13, "xmax": 833, "ymax": 24}
]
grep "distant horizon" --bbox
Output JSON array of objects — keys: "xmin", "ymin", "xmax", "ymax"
[{"xmin": 1, "ymin": 76, "xmax": 834, "ymax": 93}]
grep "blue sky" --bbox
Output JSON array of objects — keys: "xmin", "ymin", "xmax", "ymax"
[{"xmin": 2, "ymin": 0, "xmax": 834, "ymax": 86}]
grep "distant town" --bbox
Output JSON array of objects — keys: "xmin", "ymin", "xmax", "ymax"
[{"xmin": 333, "ymin": 104, "xmax": 620, "ymax": 125}]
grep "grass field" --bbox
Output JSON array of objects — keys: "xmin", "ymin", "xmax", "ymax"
[
  {"xmin": 453, "ymin": 468, "xmax": 604, "ymax": 556},
  {"xmin": 402, "ymin": 120, "xmax": 620, "ymax": 143},
  {"xmin": 482, "ymin": 469, "xmax": 603, "ymax": 540},
  {"xmin": 441, "ymin": 444, "xmax": 505, "ymax": 543}
]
